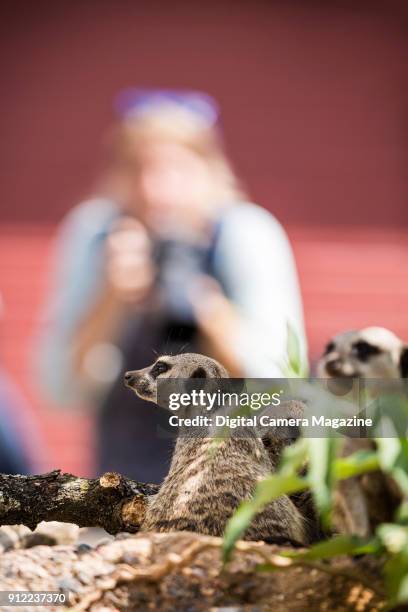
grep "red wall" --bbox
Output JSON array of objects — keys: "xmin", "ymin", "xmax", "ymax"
[
  {"xmin": 0, "ymin": 2, "xmax": 407, "ymax": 475},
  {"xmin": 1, "ymin": 0, "xmax": 407, "ymax": 227}
]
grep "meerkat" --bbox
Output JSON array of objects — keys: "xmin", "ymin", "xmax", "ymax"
[
  {"xmin": 124, "ymin": 353, "xmax": 312, "ymax": 545},
  {"xmin": 317, "ymin": 326, "xmax": 408, "ymax": 380},
  {"xmin": 316, "ymin": 326, "xmax": 406, "ymax": 536}
]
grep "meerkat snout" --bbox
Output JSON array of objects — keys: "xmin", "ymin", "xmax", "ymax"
[
  {"xmin": 124, "ymin": 372, "xmax": 136, "ymax": 385},
  {"xmin": 124, "ymin": 360, "xmax": 169, "ymax": 401}
]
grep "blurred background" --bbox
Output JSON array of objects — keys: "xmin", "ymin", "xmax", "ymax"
[{"xmin": 0, "ymin": 0, "xmax": 407, "ymax": 477}]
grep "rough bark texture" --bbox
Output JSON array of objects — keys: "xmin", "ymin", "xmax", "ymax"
[
  {"xmin": 0, "ymin": 471, "xmax": 158, "ymax": 534},
  {"xmin": 0, "ymin": 531, "xmax": 385, "ymax": 612}
]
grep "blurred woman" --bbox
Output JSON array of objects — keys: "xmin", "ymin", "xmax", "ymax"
[{"xmin": 37, "ymin": 89, "xmax": 307, "ymax": 481}]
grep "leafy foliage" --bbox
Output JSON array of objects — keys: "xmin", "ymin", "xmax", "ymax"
[
  {"xmin": 224, "ymin": 437, "xmax": 408, "ymax": 605},
  {"xmin": 222, "ymin": 326, "xmax": 408, "ymax": 607},
  {"xmin": 283, "ymin": 322, "xmax": 309, "ymax": 378}
]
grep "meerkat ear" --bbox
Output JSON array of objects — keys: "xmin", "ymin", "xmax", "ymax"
[
  {"xmin": 191, "ymin": 367, "xmax": 207, "ymax": 378},
  {"xmin": 399, "ymin": 346, "xmax": 408, "ymax": 377}
]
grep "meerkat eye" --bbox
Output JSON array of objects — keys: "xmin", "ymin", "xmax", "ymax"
[
  {"xmin": 400, "ymin": 347, "xmax": 408, "ymax": 377},
  {"xmin": 191, "ymin": 367, "xmax": 207, "ymax": 378},
  {"xmin": 352, "ymin": 341, "xmax": 381, "ymax": 362},
  {"xmin": 324, "ymin": 341, "xmax": 335, "ymax": 355},
  {"xmin": 151, "ymin": 361, "xmax": 171, "ymax": 378}
]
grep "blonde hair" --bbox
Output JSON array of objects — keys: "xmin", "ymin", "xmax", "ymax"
[{"xmin": 105, "ymin": 104, "xmax": 247, "ymax": 204}]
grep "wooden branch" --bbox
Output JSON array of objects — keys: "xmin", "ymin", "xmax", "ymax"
[
  {"xmin": 0, "ymin": 470, "xmax": 159, "ymax": 534},
  {"xmin": 0, "ymin": 532, "xmax": 385, "ymax": 611}
]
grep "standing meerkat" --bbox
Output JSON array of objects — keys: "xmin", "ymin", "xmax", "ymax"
[
  {"xmin": 124, "ymin": 353, "xmax": 312, "ymax": 545},
  {"xmin": 316, "ymin": 326, "xmax": 406, "ymax": 536}
]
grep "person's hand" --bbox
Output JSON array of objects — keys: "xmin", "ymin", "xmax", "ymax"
[
  {"xmin": 106, "ymin": 217, "xmax": 155, "ymax": 303},
  {"xmin": 189, "ymin": 276, "xmax": 244, "ymax": 376}
]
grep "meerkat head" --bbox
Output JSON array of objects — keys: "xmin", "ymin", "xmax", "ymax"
[
  {"xmin": 124, "ymin": 353, "xmax": 230, "ymax": 403},
  {"xmin": 317, "ymin": 326, "xmax": 408, "ymax": 379}
]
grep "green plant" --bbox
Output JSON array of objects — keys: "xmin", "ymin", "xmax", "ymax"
[
  {"xmin": 223, "ymin": 437, "xmax": 408, "ymax": 606},
  {"xmin": 222, "ymin": 325, "xmax": 408, "ymax": 607}
]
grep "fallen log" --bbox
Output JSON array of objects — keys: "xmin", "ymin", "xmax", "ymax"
[{"xmin": 0, "ymin": 470, "xmax": 158, "ymax": 534}]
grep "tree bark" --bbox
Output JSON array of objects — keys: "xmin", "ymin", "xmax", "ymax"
[
  {"xmin": 0, "ymin": 470, "xmax": 158, "ymax": 534},
  {"xmin": 0, "ymin": 531, "xmax": 385, "ymax": 611}
]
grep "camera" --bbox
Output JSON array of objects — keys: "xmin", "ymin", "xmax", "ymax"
[{"xmin": 155, "ymin": 239, "xmax": 210, "ymax": 326}]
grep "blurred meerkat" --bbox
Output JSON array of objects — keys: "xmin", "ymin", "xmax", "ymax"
[
  {"xmin": 316, "ymin": 326, "xmax": 407, "ymax": 536},
  {"xmin": 317, "ymin": 326, "xmax": 408, "ymax": 380},
  {"xmin": 124, "ymin": 353, "xmax": 313, "ymax": 545}
]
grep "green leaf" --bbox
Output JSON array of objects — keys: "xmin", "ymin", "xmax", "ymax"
[
  {"xmin": 222, "ymin": 472, "xmax": 307, "ymax": 562},
  {"xmin": 376, "ymin": 438, "xmax": 408, "ymax": 495},
  {"xmin": 285, "ymin": 322, "xmax": 308, "ymax": 377},
  {"xmin": 334, "ymin": 449, "xmax": 379, "ymax": 480},
  {"xmin": 278, "ymin": 437, "xmax": 309, "ymax": 476},
  {"xmin": 376, "ymin": 436, "xmax": 402, "ymax": 471},
  {"xmin": 396, "ymin": 501, "xmax": 408, "ymax": 524},
  {"xmin": 286, "ymin": 534, "xmax": 380, "ymax": 561},
  {"xmin": 254, "ymin": 472, "xmax": 307, "ymax": 506},
  {"xmin": 307, "ymin": 437, "xmax": 339, "ymax": 528},
  {"xmin": 377, "ymin": 524, "xmax": 408, "ymax": 554},
  {"xmin": 383, "ymin": 545, "xmax": 408, "ymax": 605}
]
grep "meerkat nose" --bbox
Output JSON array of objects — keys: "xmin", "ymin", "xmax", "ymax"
[{"xmin": 124, "ymin": 372, "xmax": 136, "ymax": 385}]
